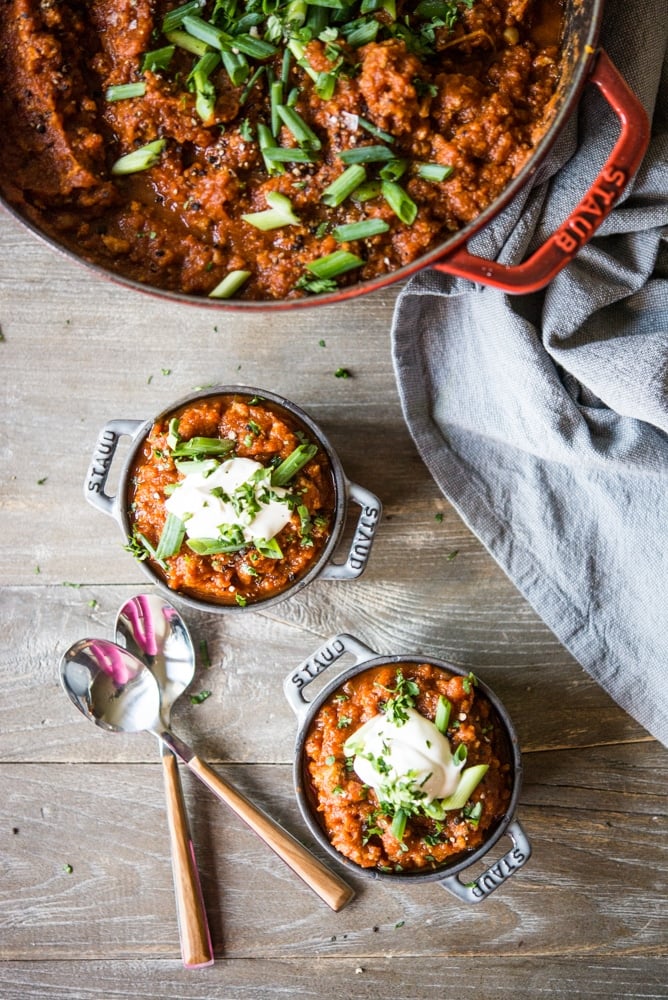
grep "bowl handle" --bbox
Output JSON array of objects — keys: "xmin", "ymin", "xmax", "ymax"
[
  {"xmin": 84, "ymin": 419, "xmax": 145, "ymax": 522},
  {"xmin": 283, "ymin": 632, "xmax": 377, "ymax": 721},
  {"xmin": 437, "ymin": 819, "xmax": 531, "ymax": 904},
  {"xmin": 431, "ymin": 50, "xmax": 650, "ymax": 294},
  {"xmin": 318, "ymin": 481, "xmax": 382, "ymax": 581}
]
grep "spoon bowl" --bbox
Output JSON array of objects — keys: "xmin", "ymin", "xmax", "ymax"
[{"xmin": 60, "ymin": 637, "xmax": 354, "ymax": 912}]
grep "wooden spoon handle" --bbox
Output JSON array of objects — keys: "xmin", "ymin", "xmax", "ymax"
[
  {"xmin": 161, "ymin": 751, "xmax": 214, "ymax": 967},
  {"xmin": 188, "ymin": 755, "xmax": 355, "ymax": 912}
]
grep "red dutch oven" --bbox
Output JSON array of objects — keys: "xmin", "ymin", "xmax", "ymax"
[{"xmin": 0, "ymin": 1, "xmax": 650, "ymax": 309}]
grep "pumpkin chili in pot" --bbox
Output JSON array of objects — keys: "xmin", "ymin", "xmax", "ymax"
[{"xmin": 0, "ymin": 0, "xmax": 564, "ymax": 300}]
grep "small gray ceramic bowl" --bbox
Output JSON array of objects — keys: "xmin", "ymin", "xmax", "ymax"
[
  {"xmin": 284, "ymin": 633, "xmax": 531, "ymax": 903},
  {"xmin": 84, "ymin": 386, "xmax": 381, "ymax": 613}
]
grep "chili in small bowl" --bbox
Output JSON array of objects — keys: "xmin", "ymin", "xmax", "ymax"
[
  {"xmin": 85, "ymin": 387, "xmax": 381, "ymax": 612},
  {"xmin": 285, "ymin": 633, "xmax": 530, "ymax": 903}
]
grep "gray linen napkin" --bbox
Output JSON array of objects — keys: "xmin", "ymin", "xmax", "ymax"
[{"xmin": 391, "ymin": 0, "xmax": 668, "ymax": 745}]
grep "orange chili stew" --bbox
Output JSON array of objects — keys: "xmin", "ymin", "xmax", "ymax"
[
  {"xmin": 0, "ymin": 0, "xmax": 563, "ymax": 300},
  {"xmin": 304, "ymin": 662, "xmax": 513, "ymax": 872},
  {"xmin": 128, "ymin": 394, "xmax": 336, "ymax": 605}
]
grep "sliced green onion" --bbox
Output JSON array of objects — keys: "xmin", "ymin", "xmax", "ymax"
[
  {"xmin": 315, "ymin": 69, "xmax": 338, "ymax": 100},
  {"xmin": 379, "ymin": 158, "xmax": 407, "ymax": 182},
  {"xmin": 155, "ymin": 513, "xmax": 187, "ymax": 560},
  {"xmin": 351, "ymin": 180, "xmax": 381, "ymax": 202},
  {"xmin": 434, "ymin": 695, "xmax": 451, "ymax": 734},
  {"xmin": 270, "ymin": 79, "xmax": 283, "ymax": 135},
  {"xmin": 105, "ymin": 82, "xmax": 147, "ymax": 102},
  {"xmin": 381, "ymin": 180, "xmax": 418, "ymax": 224},
  {"xmin": 131, "ymin": 531, "xmax": 168, "ymax": 570},
  {"xmin": 233, "ymin": 35, "xmax": 277, "ymax": 59},
  {"xmin": 181, "ymin": 14, "xmax": 227, "ymax": 50},
  {"xmin": 111, "ymin": 139, "xmax": 166, "ymax": 176},
  {"xmin": 357, "ymin": 116, "xmax": 395, "ymax": 144},
  {"xmin": 261, "ymin": 146, "xmax": 318, "ymax": 164},
  {"xmin": 242, "ymin": 192, "xmax": 300, "ymax": 231},
  {"xmin": 271, "ymin": 443, "xmax": 318, "ymax": 486},
  {"xmin": 453, "ymin": 743, "xmax": 468, "ymax": 766},
  {"xmin": 240, "ymin": 65, "xmax": 265, "ymax": 105},
  {"xmin": 188, "ymin": 51, "xmax": 221, "ymax": 122},
  {"xmin": 321, "ymin": 164, "xmax": 367, "ymax": 207},
  {"xmin": 142, "ymin": 46, "xmax": 176, "ymax": 73},
  {"xmin": 208, "ymin": 269, "xmax": 252, "ymax": 299},
  {"xmin": 305, "ymin": 250, "xmax": 364, "ymax": 279},
  {"xmin": 417, "ymin": 163, "xmax": 454, "ymax": 182},
  {"xmin": 162, "ymin": 0, "xmax": 205, "ymax": 34},
  {"xmin": 254, "ymin": 536, "xmax": 284, "ymax": 559},
  {"xmin": 390, "ymin": 808, "xmax": 407, "ymax": 842},
  {"xmin": 172, "ymin": 436, "xmax": 236, "ymax": 457},
  {"xmin": 258, "ymin": 123, "xmax": 285, "ymax": 176},
  {"xmin": 187, "ymin": 537, "xmax": 246, "ymax": 555},
  {"xmin": 338, "ymin": 144, "xmax": 395, "ymax": 164},
  {"xmin": 343, "ymin": 19, "xmax": 379, "ymax": 47},
  {"xmin": 332, "ymin": 218, "xmax": 389, "ymax": 241},
  {"xmin": 281, "ymin": 47, "xmax": 292, "ymax": 87},
  {"xmin": 164, "ymin": 29, "xmax": 210, "ymax": 57},
  {"xmin": 167, "ymin": 417, "xmax": 181, "ymax": 450},
  {"xmin": 287, "ymin": 38, "xmax": 319, "ymax": 82},
  {"xmin": 276, "ymin": 105, "xmax": 321, "ymax": 149},
  {"xmin": 221, "ymin": 49, "xmax": 249, "ymax": 87},
  {"xmin": 440, "ymin": 764, "xmax": 489, "ymax": 812}
]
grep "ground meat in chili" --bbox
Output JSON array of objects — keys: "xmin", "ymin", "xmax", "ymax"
[
  {"xmin": 304, "ymin": 662, "xmax": 513, "ymax": 872},
  {"xmin": 128, "ymin": 393, "xmax": 336, "ymax": 605},
  {"xmin": 0, "ymin": 0, "xmax": 563, "ymax": 300}
]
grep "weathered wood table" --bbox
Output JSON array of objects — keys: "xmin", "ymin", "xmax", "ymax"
[{"xmin": 1, "ymin": 208, "xmax": 666, "ymax": 999}]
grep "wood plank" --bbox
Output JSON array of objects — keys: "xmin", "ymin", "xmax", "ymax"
[
  {"xmin": 1, "ymin": 957, "xmax": 667, "ymax": 1000},
  {"xmin": 0, "ymin": 758, "xmax": 665, "ymax": 960}
]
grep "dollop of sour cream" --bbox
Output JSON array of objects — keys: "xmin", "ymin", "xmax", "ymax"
[
  {"xmin": 165, "ymin": 456, "xmax": 292, "ymax": 543},
  {"xmin": 344, "ymin": 707, "xmax": 463, "ymax": 803}
]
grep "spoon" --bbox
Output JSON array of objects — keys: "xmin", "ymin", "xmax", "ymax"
[
  {"xmin": 60, "ymin": 637, "xmax": 355, "ymax": 912},
  {"xmin": 115, "ymin": 594, "xmax": 213, "ymax": 969}
]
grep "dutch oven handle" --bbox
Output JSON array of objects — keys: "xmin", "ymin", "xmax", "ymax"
[
  {"xmin": 84, "ymin": 419, "xmax": 145, "ymax": 523},
  {"xmin": 438, "ymin": 818, "xmax": 532, "ymax": 903},
  {"xmin": 432, "ymin": 50, "xmax": 651, "ymax": 294},
  {"xmin": 318, "ymin": 482, "xmax": 382, "ymax": 581},
  {"xmin": 284, "ymin": 632, "xmax": 377, "ymax": 722}
]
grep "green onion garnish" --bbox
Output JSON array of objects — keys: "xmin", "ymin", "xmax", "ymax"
[
  {"xmin": 453, "ymin": 743, "xmax": 468, "ymax": 766},
  {"xmin": 343, "ymin": 19, "xmax": 379, "ymax": 46},
  {"xmin": 332, "ymin": 218, "xmax": 390, "ymax": 241},
  {"xmin": 271, "ymin": 443, "xmax": 318, "ymax": 486},
  {"xmin": 111, "ymin": 139, "xmax": 166, "ymax": 176},
  {"xmin": 173, "ymin": 458, "xmax": 220, "ymax": 476},
  {"xmin": 232, "ymin": 35, "xmax": 277, "ymax": 60},
  {"xmin": 270, "ymin": 79, "xmax": 283, "ymax": 136},
  {"xmin": 381, "ymin": 180, "xmax": 418, "ymax": 224},
  {"xmin": 242, "ymin": 192, "xmax": 300, "ymax": 231},
  {"xmin": 305, "ymin": 250, "xmax": 364, "ymax": 279},
  {"xmin": 240, "ymin": 65, "xmax": 265, "ymax": 105},
  {"xmin": 391, "ymin": 808, "xmax": 407, "ymax": 842},
  {"xmin": 208, "ymin": 269, "xmax": 251, "ymax": 299},
  {"xmin": 222, "ymin": 49, "xmax": 249, "ymax": 87},
  {"xmin": 258, "ymin": 123, "xmax": 285, "ymax": 176},
  {"xmin": 321, "ymin": 164, "xmax": 367, "ymax": 207},
  {"xmin": 254, "ymin": 536, "xmax": 284, "ymax": 559},
  {"xmin": 434, "ymin": 695, "xmax": 451, "ymax": 734},
  {"xmin": 155, "ymin": 513, "xmax": 186, "ymax": 560},
  {"xmin": 351, "ymin": 180, "xmax": 381, "ymax": 202},
  {"xmin": 417, "ymin": 163, "xmax": 454, "ymax": 182},
  {"xmin": 261, "ymin": 146, "xmax": 318, "ymax": 164},
  {"xmin": 164, "ymin": 29, "xmax": 210, "ymax": 57},
  {"xmin": 105, "ymin": 82, "xmax": 147, "ymax": 102},
  {"xmin": 357, "ymin": 116, "xmax": 395, "ymax": 143},
  {"xmin": 338, "ymin": 145, "xmax": 395, "ymax": 164},
  {"xmin": 379, "ymin": 158, "xmax": 408, "ymax": 182},
  {"xmin": 162, "ymin": 0, "xmax": 205, "ymax": 34},
  {"xmin": 142, "ymin": 46, "xmax": 176, "ymax": 73},
  {"xmin": 276, "ymin": 105, "xmax": 321, "ymax": 149},
  {"xmin": 187, "ymin": 537, "xmax": 246, "ymax": 555},
  {"xmin": 188, "ymin": 51, "xmax": 221, "ymax": 122},
  {"xmin": 181, "ymin": 14, "xmax": 227, "ymax": 50},
  {"xmin": 440, "ymin": 764, "xmax": 489, "ymax": 812},
  {"xmin": 171, "ymin": 437, "xmax": 236, "ymax": 457},
  {"xmin": 167, "ymin": 417, "xmax": 181, "ymax": 450}
]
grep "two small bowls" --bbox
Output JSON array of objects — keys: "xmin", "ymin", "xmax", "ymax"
[{"xmin": 84, "ymin": 385, "xmax": 530, "ymax": 902}]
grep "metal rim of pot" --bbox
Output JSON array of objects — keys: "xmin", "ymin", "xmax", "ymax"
[
  {"xmin": 0, "ymin": 0, "xmax": 650, "ymax": 308},
  {"xmin": 284, "ymin": 632, "xmax": 531, "ymax": 904},
  {"xmin": 83, "ymin": 386, "xmax": 382, "ymax": 613}
]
